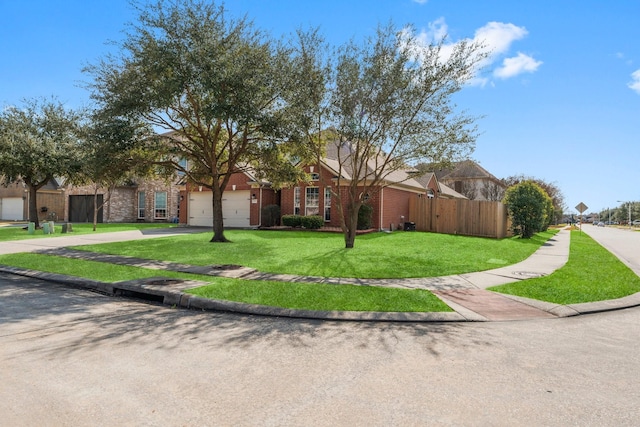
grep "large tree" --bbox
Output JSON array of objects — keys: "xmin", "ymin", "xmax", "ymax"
[
  {"xmin": 86, "ymin": 0, "xmax": 308, "ymax": 242},
  {"xmin": 503, "ymin": 180, "xmax": 553, "ymax": 238},
  {"xmin": 0, "ymin": 98, "xmax": 82, "ymax": 228},
  {"xmin": 297, "ymin": 24, "xmax": 486, "ymax": 248}
]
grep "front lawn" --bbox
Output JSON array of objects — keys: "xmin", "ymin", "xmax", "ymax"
[
  {"xmin": 490, "ymin": 231, "xmax": 640, "ymax": 304},
  {"xmin": 0, "ymin": 222, "xmax": 177, "ymax": 242},
  {"xmin": 0, "ymin": 253, "xmax": 451, "ymax": 312},
  {"xmin": 73, "ymin": 229, "xmax": 557, "ymax": 279}
]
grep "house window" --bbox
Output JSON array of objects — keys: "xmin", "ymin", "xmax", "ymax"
[
  {"xmin": 177, "ymin": 158, "xmax": 187, "ymax": 176},
  {"xmin": 154, "ymin": 191, "xmax": 167, "ymax": 219},
  {"xmin": 324, "ymin": 188, "xmax": 331, "ymax": 221},
  {"xmin": 138, "ymin": 191, "xmax": 145, "ymax": 219},
  {"xmin": 294, "ymin": 187, "xmax": 301, "ymax": 215},
  {"xmin": 310, "ymin": 172, "xmax": 320, "ymax": 181},
  {"xmin": 305, "ymin": 187, "xmax": 319, "ymax": 216}
]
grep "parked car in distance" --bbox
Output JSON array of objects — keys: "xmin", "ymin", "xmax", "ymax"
[
  {"xmin": 633, "ymin": 220, "xmax": 640, "ymax": 226},
  {"xmin": 597, "ymin": 222, "xmax": 605, "ymax": 227}
]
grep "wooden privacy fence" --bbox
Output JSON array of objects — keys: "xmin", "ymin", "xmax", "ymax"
[{"xmin": 409, "ymin": 198, "xmax": 511, "ymax": 239}]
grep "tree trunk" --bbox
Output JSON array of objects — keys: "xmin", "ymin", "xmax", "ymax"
[
  {"xmin": 93, "ymin": 187, "xmax": 99, "ymax": 232},
  {"xmin": 210, "ymin": 186, "xmax": 229, "ymax": 243},
  {"xmin": 343, "ymin": 202, "xmax": 360, "ymax": 249},
  {"xmin": 28, "ymin": 185, "xmax": 40, "ymax": 229}
]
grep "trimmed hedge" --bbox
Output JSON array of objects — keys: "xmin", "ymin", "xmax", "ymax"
[
  {"xmin": 357, "ymin": 204, "xmax": 373, "ymax": 230},
  {"xmin": 261, "ymin": 204, "xmax": 281, "ymax": 227},
  {"xmin": 300, "ymin": 215, "xmax": 324, "ymax": 229},
  {"xmin": 281, "ymin": 214, "xmax": 324, "ymax": 229}
]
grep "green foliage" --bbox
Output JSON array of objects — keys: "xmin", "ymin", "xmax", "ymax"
[
  {"xmin": 357, "ymin": 204, "xmax": 374, "ymax": 230},
  {"xmin": 0, "ymin": 98, "xmax": 83, "ymax": 227},
  {"xmin": 300, "ymin": 215, "xmax": 324, "ymax": 229},
  {"xmin": 281, "ymin": 214, "xmax": 302, "ymax": 227},
  {"xmin": 260, "ymin": 204, "xmax": 281, "ymax": 227},
  {"xmin": 503, "ymin": 181, "xmax": 553, "ymax": 238}
]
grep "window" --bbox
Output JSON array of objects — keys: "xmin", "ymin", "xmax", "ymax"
[
  {"xmin": 293, "ymin": 187, "xmax": 301, "ymax": 215},
  {"xmin": 137, "ymin": 191, "xmax": 145, "ymax": 219},
  {"xmin": 310, "ymin": 172, "xmax": 320, "ymax": 181},
  {"xmin": 154, "ymin": 192, "xmax": 167, "ymax": 219},
  {"xmin": 177, "ymin": 158, "xmax": 188, "ymax": 176},
  {"xmin": 305, "ymin": 187, "xmax": 319, "ymax": 216},
  {"xmin": 324, "ymin": 188, "xmax": 331, "ymax": 221}
]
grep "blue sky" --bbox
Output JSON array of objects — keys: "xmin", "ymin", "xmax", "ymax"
[{"xmin": 1, "ymin": 0, "xmax": 639, "ymax": 215}]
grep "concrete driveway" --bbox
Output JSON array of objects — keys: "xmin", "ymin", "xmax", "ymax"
[{"xmin": 2, "ymin": 273, "xmax": 639, "ymax": 426}]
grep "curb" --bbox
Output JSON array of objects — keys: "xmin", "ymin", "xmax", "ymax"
[{"xmin": 3, "ymin": 264, "xmax": 640, "ymax": 322}]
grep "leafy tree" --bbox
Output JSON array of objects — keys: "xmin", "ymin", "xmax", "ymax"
[
  {"xmin": 68, "ymin": 111, "xmax": 157, "ymax": 231},
  {"xmin": 502, "ymin": 175, "xmax": 565, "ymax": 225},
  {"xmin": 85, "ymin": 0, "xmax": 309, "ymax": 242},
  {"xmin": 296, "ymin": 24, "xmax": 486, "ymax": 248},
  {"xmin": 503, "ymin": 180, "xmax": 552, "ymax": 238},
  {"xmin": 0, "ymin": 98, "xmax": 82, "ymax": 228}
]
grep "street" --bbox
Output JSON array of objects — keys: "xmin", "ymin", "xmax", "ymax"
[{"xmin": 1, "ymin": 273, "xmax": 639, "ymax": 426}]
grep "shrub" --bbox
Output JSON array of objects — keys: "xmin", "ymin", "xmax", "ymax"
[
  {"xmin": 300, "ymin": 215, "xmax": 324, "ymax": 229},
  {"xmin": 281, "ymin": 214, "xmax": 302, "ymax": 227},
  {"xmin": 357, "ymin": 204, "xmax": 373, "ymax": 230},
  {"xmin": 503, "ymin": 181, "xmax": 553, "ymax": 238},
  {"xmin": 261, "ymin": 204, "xmax": 281, "ymax": 227}
]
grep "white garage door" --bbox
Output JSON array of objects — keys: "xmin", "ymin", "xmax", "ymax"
[
  {"xmin": 188, "ymin": 191, "xmax": 251, "ymax": 228},
  {"xmin": 0, "ymin": 197, "xmax": 24, "ymax": 221}
]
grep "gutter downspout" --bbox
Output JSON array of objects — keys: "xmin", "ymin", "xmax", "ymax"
[{"xmin": 380, "ymin": 187, "xmax": 384, "ymax": 231}]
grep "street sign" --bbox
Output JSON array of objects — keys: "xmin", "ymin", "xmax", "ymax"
[{"xmin": 575, "ymin": 202, "xmax": 588, "ymax": 213}]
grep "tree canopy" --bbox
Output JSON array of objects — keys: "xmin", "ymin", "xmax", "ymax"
[
  {"xmin": 503, "ymin": 180, "xmax": 553, "ymax": 238},
  {"xmin": 0, "ymin": 98, "xmax": 82, "ymax": 228},
  {"xmin": 297, "ymin": 24, "xmax": 486, "ymax": 247},
  {"xmin": 85, "ymin": 0, "xmax": 312, "ymax": 242}
]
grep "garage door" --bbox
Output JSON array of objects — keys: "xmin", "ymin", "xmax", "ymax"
[
  {"xmin": 188, "ymin": 191, "xmax": 251, "ymax": 228},
  {"xmin": 0, "ymin": 197, "xmax": 24, "ymax": 220}
]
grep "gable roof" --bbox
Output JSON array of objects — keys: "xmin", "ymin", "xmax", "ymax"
[{"xmin": 433, "ymin": 160, "xmax": 501, "ymax": 182}]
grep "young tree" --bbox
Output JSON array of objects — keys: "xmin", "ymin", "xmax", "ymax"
[
  {"xmin": 85, "ymin": 0, "xmax": 308, "ymax": 242},
  {"xmin": 298, "ymin": 24, "xmax": 486, "ymax": 248},
  {"xmin": 0, "ymin": 98, "xmax": 82, "ymax": 228},
  {"xmin": 68, "ymin": 112, "xmax": 157, "ymax": 231},
  {"xmin": 503, "ymin": 180, "xmax": 553, "ymax": 238}
]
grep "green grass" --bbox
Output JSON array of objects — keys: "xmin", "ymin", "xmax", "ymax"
[
  {"xmin": 0, "ymin": 222, "xmax": 177, "ymax": 242},
  {"xmin": 490, "ymin": 231, "xmax": 640, "ymax": 304},
  {"xmin": 72, "ymin": 229, "xmax": 557, "ymax": 279},
  {"xmin": 0, "ymin": 253, "xmax": 451, "ymax": 312},
  {"xmin": 185, "ymin": 281, "xmax": 452, "ymax": 312}
]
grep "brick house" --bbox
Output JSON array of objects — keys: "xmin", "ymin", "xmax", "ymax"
[
  {"xmin": 65, "ymin": 177, "xmax": 183, "ymax": 224},
  {"xmin": 277, "ymin": 142, "xmax": 458, "ymax": 231}
]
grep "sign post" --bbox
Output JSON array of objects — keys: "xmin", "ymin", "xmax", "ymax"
[{"xmin": 575, "ymin": 202, "xmax": 588, "ymax": 232}]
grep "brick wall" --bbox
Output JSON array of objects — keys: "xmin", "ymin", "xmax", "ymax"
[{"xmin": 36, "ymin": 190, "xmax": 65, "ymax": 223}]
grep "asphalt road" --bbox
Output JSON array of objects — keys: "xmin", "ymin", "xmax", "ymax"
[{"xmin": 1, "ymin": 273, "xmax": 640, "ymax": 426}]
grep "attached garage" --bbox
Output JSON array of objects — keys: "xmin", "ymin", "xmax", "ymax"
[
  {"xmin": 68, "ymin": 195, "xmax": 104, "ymax": 223},
  {"xmin": 0, "ymin": 197, "xmax": 24, "ymax": 220},
  {"xmin": 188, "ymin": 191, "xmax": 251, "ymax": 228}
]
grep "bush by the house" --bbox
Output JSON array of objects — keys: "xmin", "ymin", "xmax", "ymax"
[
  {"xmin": 300, "ymin": 215, "xmax": 324, "ymax": 229},
  {"xmin": 357, "ymin": 204, "xmax": 373, "ymax": 230},
  {"xmin": 281, "ymin": 214, "xmax": 302, "ymax": 227},
  {"xmin": 503, "ymin": 180, "xmax": 553, "ymax": 238},
  {"xmin": 261, "ymin": 204, "xmax": 281, "ymax": 227}
]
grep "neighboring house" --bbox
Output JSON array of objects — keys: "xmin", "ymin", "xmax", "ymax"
[
  {"xmin": 0, "ymin": 177, "xmax": 65, "ymax": 222},
  {"xmin": 65, "ymin": 177, "xmax": 183, "ymax": 224},
  {"xmin": 277, "ymin": 142, "xmax": 464, "ymax": 231},
  {"xmin": 431, "ymin": 160, "xmax": 506, "ymax": 201}
]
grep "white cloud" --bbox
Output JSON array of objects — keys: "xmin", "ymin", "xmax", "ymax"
[
  {"xmin": 629, "ymin": 69, "xmax": 640, "ymax": 94},
  {"xmin": 494, "ymin": 52, "xmax": 543, "ymax": 79},
  {"xmin": 412, "ymin": 0, "xmax": 428, "ymax": 3},
  {"xmin": 410, "ymin": 18, "xmax": 540, "ymax": 84},
  {"xmin": 474, "ymin": 22, "xmax": 528, "ymax": 57}
]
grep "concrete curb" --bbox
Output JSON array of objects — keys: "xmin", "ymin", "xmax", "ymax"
[{"xmin": 3, "ymin": 264, "xmax": 639, "ymax": 322}]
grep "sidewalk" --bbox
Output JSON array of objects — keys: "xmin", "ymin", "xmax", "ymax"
[{"xmin": 2, "ymin": 227, "xmax": 640, "ymax": 322}]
